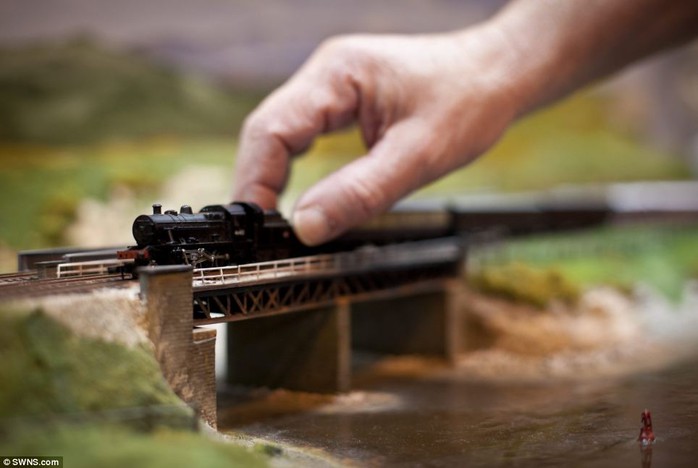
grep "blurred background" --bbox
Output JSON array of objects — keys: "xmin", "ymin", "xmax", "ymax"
[{"xmin": 1, "ymin": 0, "xmax": 697, "ymax": 273}]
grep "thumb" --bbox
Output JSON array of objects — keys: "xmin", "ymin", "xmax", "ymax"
[{"xmin": 292, "ymin": 119, "xmax": 442, "ymax": 245}]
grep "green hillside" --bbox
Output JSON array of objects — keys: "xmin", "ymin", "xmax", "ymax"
[{"xmin": 0, "ymin": 38, "xmax": 259, "ymax": 144}]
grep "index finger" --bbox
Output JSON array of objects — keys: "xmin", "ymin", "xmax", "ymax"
[{"xmin": 232, "ymin": 58, "xmax": 360, "ymax": 209}]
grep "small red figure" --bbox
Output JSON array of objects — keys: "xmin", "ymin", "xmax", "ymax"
[{"xmin": 638, "ymin": 409, "xmax": 656, "ymax": 445}]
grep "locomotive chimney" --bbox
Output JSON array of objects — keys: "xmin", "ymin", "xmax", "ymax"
[
  {"xmin": 180, "ymin": 205, "xmax": 193, "ymax": 214},
  {"xmin": 152, "ymin": 203, "xmax": 162, "ymax": 215}
]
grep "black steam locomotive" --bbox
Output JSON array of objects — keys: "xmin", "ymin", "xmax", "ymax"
[
  {"xmin": 116, "ymin": 198, "xmax": 611, "ymax": 272},
  {"xmin": 117, "ymin": 202, "xmax": 305, "ymax": 268}
]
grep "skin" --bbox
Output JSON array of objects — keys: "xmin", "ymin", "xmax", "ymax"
[{"xmin": 233, "ymin": 0, "xmax": 698, "ymax": 246}]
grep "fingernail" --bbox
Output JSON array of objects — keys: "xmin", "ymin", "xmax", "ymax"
[{"xmin": 293, "ymin": 207, "xmax": 331, "ymax": 246}]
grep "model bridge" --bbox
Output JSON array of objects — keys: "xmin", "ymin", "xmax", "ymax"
[{"xmin": 191, "ymin": 237, "xmax": 462, "ymax": 322}]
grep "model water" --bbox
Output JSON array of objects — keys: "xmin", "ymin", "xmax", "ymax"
[{"xmin": 218, "ymin": 285, "xmax": 698, "ymax": 467}]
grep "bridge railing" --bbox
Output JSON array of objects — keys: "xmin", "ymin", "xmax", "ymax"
[
  {"xmin": 193, "ymin": 255, "xmax": 333, "ymax": 285},
  {"xmin": 57, "ymin": 259, "xmax": 128, "ymax": 278},
  {"xmin": 192, "ymin": 237, "xmax": 463, "ymax": 287}
]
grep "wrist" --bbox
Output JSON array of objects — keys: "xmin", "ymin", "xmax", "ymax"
[
  {"xmin": 473, "ymin": 3, "xmax": 596, "ymax": 120},
  {"xmin": 447, "ymin": 24, "xmax": 535, "ymax": 125}
]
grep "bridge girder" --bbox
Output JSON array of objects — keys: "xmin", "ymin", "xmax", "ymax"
[{"xmin": 193, "ymin": 262, "xmax": 459, "ymax": 325}]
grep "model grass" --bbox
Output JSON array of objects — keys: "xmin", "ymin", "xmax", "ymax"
[{"xmin": 0, "ymin": 306, "xmax": 269, "ymax": 467}]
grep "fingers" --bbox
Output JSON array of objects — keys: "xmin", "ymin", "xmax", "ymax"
[
  {"xmin": 231, "ymin": 31, "xmax": 521, "ymax": 246},
  {"xmin": 292, "ymin": 119, "xmax": 442, "ymax": 246},
  {"xmin": 232, "ymin": 51, "xmax": 360, "ymax": 209},
  {"xmin": 232, "ymin": 124, "xmax": 292, "ymax": 209}
]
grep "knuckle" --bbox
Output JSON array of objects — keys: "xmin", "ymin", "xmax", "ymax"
[
  {"xmin": 342, "ymin": 176, "xmax": 387, "ymax": 220},
  {"xmin": 315, "ymin": 35, "xmax": 372, "ymax": 71},
  {"xmin": 241, "ymin": 109, "xmax": 289, "ymax": 146},
  {"xmin": 317, "ymin": 35, "xmax": 356, "ymax": 56},
  {"xmin": 309, "ymin": 88, "xmax": 352, "ymax": 128},
  {"xmin": 241, "ymin": 111, "xmax": 267, "ymax": 139}
]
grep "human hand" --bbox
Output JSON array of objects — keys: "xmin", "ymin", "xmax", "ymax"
[{"xmin": 233, "ymin": 26, "xmax": 524, "ymax": 245}]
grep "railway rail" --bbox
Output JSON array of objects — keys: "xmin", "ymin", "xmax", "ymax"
[
  {"xmin": 0, "ymin": 271, "xmax": 36, "ymax": 283},
  {"xmin": 0, "ymin": 272, "xmax": 135, "ymax": 300},
  {"xmin": 0, "ymin": 237, "xmax": 462, "ymax": 302}
]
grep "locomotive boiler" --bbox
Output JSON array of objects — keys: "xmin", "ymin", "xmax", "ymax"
[{"xmin": 117, "ymin": 202, "xmax": 301, "ymax": 269}]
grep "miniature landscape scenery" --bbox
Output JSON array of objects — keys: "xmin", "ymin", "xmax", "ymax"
[{"xmin": 2, "ymin": 3, "xmax": 698, "ymax": 466}]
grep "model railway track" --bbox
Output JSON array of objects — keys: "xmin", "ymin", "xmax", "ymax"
[
  {"xmin": 0, "ymin": 273, "xmax": 135, "ymax": 300},
  {"xmin": 0, "ymin": 271, "xmax": 37, "ymax": 283}
]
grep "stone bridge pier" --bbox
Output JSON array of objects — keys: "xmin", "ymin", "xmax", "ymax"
[
  {"xmin": 139, "ymin": 266, "xmax": 464, "ymax": 428},
  {"xmin": 139, "ymin": 265, "xmax": 218, "ymax": 428}
]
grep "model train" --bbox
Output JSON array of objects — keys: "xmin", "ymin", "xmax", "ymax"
[
  {"xmin": 116, "ymin": 199, "xmax": 611, "ymax": 272},
  {"xmin": 117, "ymin": 202, "xmax": 304, "ymax": 269}
]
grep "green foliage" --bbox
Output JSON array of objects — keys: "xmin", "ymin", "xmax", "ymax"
[
  {"xmin": 0, "ymin": 139, "xmax": 235, "ymax": 250},
  {"xmin": 37, "ymin": 191, "xmax": 81, "ymax": 245},
  {"xmin": 0, "ymin": 307, "xmax": 187, "ymax": 421},
  {"xmin": 472, "ymin": 224, "xmax": 698, "ymax": 301},
  {"xmin": 0, "ymin": 39, "xmax": 261, "ymax": 144},
  {"xmin": 431, "ymin": 92, "xmax": 689, "ymax": 193},
  {"xmin": 0, "ymin": 305, "xmax": 269, "ymax": 467},
  {"xmin": 469, "ymin": 262, "xmax": 580, "ymax": 308},
  {"xmin": 0, "ymin": 425, "xmax": 267, "ymax": 468},
  {"xmin": 253, "ymin": 443, "xmax": 284, "ymax": 457}
]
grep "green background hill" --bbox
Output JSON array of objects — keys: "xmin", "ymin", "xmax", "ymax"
[{"xmin": 0, "ymin": 39, "xmax": 259, "ymax": 144}]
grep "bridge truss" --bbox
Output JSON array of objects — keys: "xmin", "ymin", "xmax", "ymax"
[{"xmin": 192, "ymin": 237, "xmax": 464, "ymax": 324}]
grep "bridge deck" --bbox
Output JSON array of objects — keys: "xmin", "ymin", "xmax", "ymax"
[
  {"xmin": 191, "ymin": 237, "xmax": 463, "ymax": 291},
  {"xmin": 191, "ymin": 237, "xmax": 465, "ymax": 324}
]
